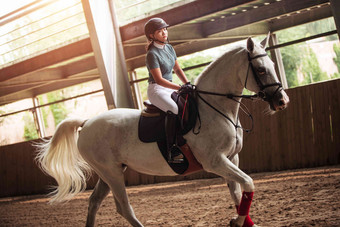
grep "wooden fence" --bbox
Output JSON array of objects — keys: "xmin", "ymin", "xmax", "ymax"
[
  {"xmin": 0, "ymin": 79, "xmax": 339, "ymax": 197},
  {"xmin": 239, "ymin": 79, "xmax": 340, "ymax": 172}
]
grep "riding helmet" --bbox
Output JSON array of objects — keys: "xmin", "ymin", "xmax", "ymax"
[{"xmin": 144, "ymin": 18, "xmax": 169, "ymax": 40}]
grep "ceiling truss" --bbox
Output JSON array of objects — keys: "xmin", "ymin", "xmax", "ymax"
[{"xmin": 0, "ymin": 0, "xmax": 336, "ymax": 106}]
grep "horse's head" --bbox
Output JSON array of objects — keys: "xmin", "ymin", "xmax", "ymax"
[{"xmin": 245, "ymin": 35, "xmax": 290, "ymax": 112}]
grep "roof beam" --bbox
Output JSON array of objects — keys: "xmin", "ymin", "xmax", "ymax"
[
  {"xmin": 60, "ymin": 55, "xmax": 97, "ymax": 78},
  {"xmin": 174, "ymin": 38, "xmax": 245, "ymax": 57},
  {"xmin": 0, "ymin": 38, "xmax": 93, "ymax": 82},
  {"xmin": 269, "ymin": 3, "xmax": 332, "ymax": 32},
  {"xmin": 202, "ymin": 0, "xmax": 329, "ymax": 37},
  {"xmin": 0, "ymin": 69, "xmax": 63, "ymax": 86},
  {"xmin": 120, "ymin": 0, "xmax": 256, "ymax": 42},
  {"xmin": 0, "ymin": 69, "xmax": 98, "ymax": 90}
]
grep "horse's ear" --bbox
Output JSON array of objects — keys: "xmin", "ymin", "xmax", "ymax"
[
  {"xmin": 260, "ymin": 32, "xmax": 271, "ymax": 49},
  {"xmin": 247, "ymin": 37, "xmax": 254, "ymax": 53}
]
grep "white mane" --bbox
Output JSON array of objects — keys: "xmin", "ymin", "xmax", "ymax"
[{"xmin": 195, "ymin": 44, "xmax": 247, "ymax": 85}]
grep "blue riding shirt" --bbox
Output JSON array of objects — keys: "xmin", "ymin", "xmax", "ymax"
[{"xmin": 146, "ymin": 43, "xmax": 177, "ymax": 83}]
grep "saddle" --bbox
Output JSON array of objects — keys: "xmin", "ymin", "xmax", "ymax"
[{"xmin": 138, "ymin": 91, "xmax": 202, "ymax": 175}]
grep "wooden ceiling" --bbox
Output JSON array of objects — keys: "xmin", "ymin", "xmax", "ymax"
[{"xmin": 0, "ymin": 0, "xmax": 334, "ymax": 106}]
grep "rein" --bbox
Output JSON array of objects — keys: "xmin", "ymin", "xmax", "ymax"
[
  {"xmin": 194, "ymin": 87, "xmax": 256, "ymax": 133},
  {"xmin": 192, "ymin": 52, "xmax": 282, "ymax": 134}
]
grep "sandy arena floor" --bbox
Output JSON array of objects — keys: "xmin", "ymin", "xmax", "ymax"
[{"xmin": 0, "ymin": 166, "xmax": 339, "ymax": 227}]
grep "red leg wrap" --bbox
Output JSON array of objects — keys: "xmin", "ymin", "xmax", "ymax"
[
  {"xmin": 235, "ymin": 205, "xmax": 254, "ymax": 227},
  {"xmin": 238, "ymin": 191, "xmax": 254, "ymax": 216},
  {"xmin": 243, "ymin": 215, "xmax": 254, "ymax": 227}
]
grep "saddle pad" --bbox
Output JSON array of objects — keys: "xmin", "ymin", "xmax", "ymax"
[
  {"xmin": 138, "ymin": 113, "xmax": 166, "ymax": 142},
  {"xmin": 138, "ymin": 114, "xmax": 188, "ymax": 174}
]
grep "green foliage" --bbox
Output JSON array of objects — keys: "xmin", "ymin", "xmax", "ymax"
[
  {"xmin": 47, "ymin": 91, "xmax": 69, "ymax": 127},
  {"xmin": 277, "ymin": 18, "xmax": 337, "ymax": 88},
  {"xmin": 277, "ymin": 26, "xmax": 306, "ymax": 88},
  {"xmin": 301, "ymin": 47, "xmax": 328, "ymax": 85},
  {"xmin": 135, "ymin": 67, "xmax": 149, "ymax": 101},
  {"xmin": 331, "ymin": 72, "xmax": 340, "ymax": 79},
  {"xmin": 333, "ymin": 43, "xmax": 340, "ymax": 72},
  {"xmin": 305, "ymin": 18, "xmax": 337, "ymax": 41},
  {"xmin": 280, "ymin": 45, "xmax": 300, "ymax": 88},
  {"xmin": 331, "ymin": 43, "xmax": 340, "ymax": 79},
  {"xmin": 177, "ymin": 55, "xmax": 213, "ymax": 83},
  {"xmin": 23, "ymin": 112, "xmax": 38, "ymax": 141},
  {"xmin": 37, "ymin": 96, "xmax": 49, "ymax": 128}
]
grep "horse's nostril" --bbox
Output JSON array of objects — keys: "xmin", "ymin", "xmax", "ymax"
[{"xmin": 279, "ymin": 100, "xmax": 285, "ymax": 106}]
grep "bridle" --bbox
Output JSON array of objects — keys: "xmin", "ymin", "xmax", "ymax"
[
  {"xmin": 246, "ymin": 53, "xmax": 282, "ymax": 102},
  {"xmin": 192, "ymin": 52, "xmax": 283, "ymax": 134}
]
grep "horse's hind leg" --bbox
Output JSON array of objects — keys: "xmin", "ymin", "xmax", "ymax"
[
  {"xmin": 86, "ymin": 178, "xmax": 110, "ymax": 227},
  {"xmin": 100, "ymin": 166, "xmax": 143, "ymax": 227}
]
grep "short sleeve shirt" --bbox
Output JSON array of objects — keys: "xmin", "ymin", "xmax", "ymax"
[{"xmin": 146, "ymin": 44, "xmax": 177, "ymax": 83}]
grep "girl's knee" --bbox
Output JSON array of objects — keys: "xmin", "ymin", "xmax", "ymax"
[{"xmin": 168, "ymin": 105, "xmax": 178, "ymax": 115}]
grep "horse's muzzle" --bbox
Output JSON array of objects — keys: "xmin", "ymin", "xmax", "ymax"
[{"xmin": 271, "ymin": 90, "xmax": 289, "ymax": 111}]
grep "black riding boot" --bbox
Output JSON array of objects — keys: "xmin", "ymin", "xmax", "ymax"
[{"xmin": 165, "ymin": 111, "xmax": 184, "ymax": 163}]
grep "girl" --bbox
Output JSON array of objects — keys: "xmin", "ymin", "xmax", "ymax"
[{"xmin": 144, "ymin": 18, "xmax": 189, "ymax": 163}]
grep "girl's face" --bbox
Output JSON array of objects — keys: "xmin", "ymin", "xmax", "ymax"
[{"xmin": 151, "ymin": 28, "xmax": 168, "ymax": 43}]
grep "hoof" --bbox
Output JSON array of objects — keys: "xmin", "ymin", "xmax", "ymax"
[
  {"xmin": 230, "ymin": 218, "xmax": 241, "ymax": 227},
  {"xmin": 230, "ymin": 218, "xmax": 260, "ymax": 227}
]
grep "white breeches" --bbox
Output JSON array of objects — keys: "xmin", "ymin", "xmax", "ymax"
[{"xmin": 147, "ymin": 83, "xmax": 178, "ymax": 114}]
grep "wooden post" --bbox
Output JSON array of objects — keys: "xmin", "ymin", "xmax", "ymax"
[
  {"xmin": 269, "ymin": 33, "xmax": 289, "ymax": 89},
  {"xmin": 82, "ymin": 0, "xmax": 134, "ymax": 109},
  {"xmin": 32, "ymin": 97, "xmax": 45, "ymax": 138},
  {"xmin": 108, "ymin": 0, "xmax": 134, "ymax": 108},
  {"xmin": 330, "ymin": 0, "xmax": 340, "ymax": 40},
  {"xmin": 129, "ymin": 71, "xmax": 143, "ymax": 110}
]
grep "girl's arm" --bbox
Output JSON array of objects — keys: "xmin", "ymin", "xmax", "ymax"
[
  {"xmin": 173, "ymin": 60, "xmax": 189, "ymax": 84},
  {"xmin": 150, "ymin": 68, "xmax": 181, "ymax": 90}
]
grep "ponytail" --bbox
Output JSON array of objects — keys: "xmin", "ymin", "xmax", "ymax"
[{"xmin": 146, "ymin": 40, "xmax": 154, "ymax": 51}]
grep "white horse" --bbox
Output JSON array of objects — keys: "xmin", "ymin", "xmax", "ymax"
[{"xmin": 36, "ymin": 36, "xmax": 289, "ymax": 227}]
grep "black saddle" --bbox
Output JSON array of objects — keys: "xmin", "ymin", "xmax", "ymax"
[{"xmin": 138, "ymin": 91, "xmax": 198, "ymax": 174}]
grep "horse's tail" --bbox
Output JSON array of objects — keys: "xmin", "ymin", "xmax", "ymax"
[{"xmin": 35, "ymin": 118, "xmax": 92, "ymax": 203}]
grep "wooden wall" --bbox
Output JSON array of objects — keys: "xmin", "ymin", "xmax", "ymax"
[
  {"xmin": 0, "ymin": 79, "xmax": 339, "ymax": 197},
  {"xmin": 239, "ymin": 79, "xmax": 340, "ymax": 172}
]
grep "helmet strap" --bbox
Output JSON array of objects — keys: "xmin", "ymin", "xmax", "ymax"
[{"xmin": 153, "ymin": 37, "xmax": 169, "ymax": 44}]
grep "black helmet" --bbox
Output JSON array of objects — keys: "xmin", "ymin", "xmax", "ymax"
[{"xmin": 144, "ymin": 18, "xmax": 169, "ymax": 40}]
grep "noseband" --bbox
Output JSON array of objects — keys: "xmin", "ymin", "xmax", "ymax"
[{"xmin": 193, "ymin": 52, "xmax": 283, "ymax": 133}]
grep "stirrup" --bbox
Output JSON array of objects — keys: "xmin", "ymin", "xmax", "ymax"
[
  {"xmin": 168, "ymin": 145, "xmax": 184, "ymax": 164},
  {"xmin": 168, "ymin": 153, "xmax": 184, "ymax": 164}
]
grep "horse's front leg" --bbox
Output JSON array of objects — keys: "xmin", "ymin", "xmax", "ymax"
[
  {"xmin": 205, "ymin": 153, "xmax": 255, "ymax": 227},
  {"xmin": 226, "ymin": 154, "xmax": 256, "ymax": 227}
]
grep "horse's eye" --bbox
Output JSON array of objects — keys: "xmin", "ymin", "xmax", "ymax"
[{"xmin": 258, "ymin": 67, "xmax": 266, "ymax": 75}]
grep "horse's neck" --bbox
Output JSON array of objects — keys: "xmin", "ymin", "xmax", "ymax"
[{"xmin": 195, "ymin": 48, "xmax": 248, "ymax": 118}]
